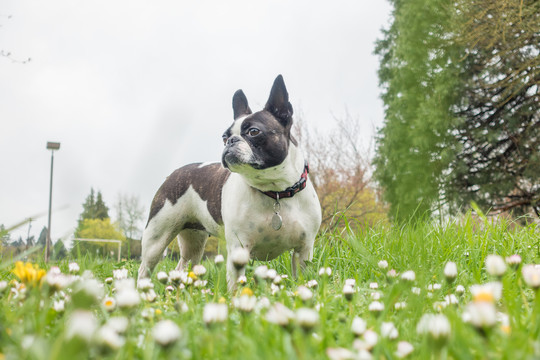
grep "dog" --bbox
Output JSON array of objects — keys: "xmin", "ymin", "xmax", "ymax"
[{"xmin": 137, "ymin": 75, "xmax": 322, "ymax": 288}]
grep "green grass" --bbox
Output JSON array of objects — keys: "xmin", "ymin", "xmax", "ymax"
[{"xmin": 1, "ymin": 214, "xmax": 540, "ymax": 359}]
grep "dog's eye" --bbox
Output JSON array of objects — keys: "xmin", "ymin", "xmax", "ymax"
[
  {"xmin": 222, "ymin": 134, "xmax": 228, "ymax": 145},
  {"xmin": 248, "ymin": 128, "xmax": 261, "ymax": 137}
]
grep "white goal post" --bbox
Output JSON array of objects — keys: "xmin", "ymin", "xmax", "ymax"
[{"xmin": 72, "ymin": 238, "xmax": 122, "ymax": 262}]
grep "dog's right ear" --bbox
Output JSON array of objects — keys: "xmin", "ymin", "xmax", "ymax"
[{"xmin": 232, "ymin": 90, "xmax": 252, "ymax": 119}]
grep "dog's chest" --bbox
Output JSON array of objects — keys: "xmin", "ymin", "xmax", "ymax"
[{"xmin": 222, "ymin": 175, "xmax": 319, "ymax": 260}]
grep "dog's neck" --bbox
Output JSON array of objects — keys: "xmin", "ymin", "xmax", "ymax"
[{"xmin": 238, "ymin": 144, "xmax": 306, "ymax": 193}]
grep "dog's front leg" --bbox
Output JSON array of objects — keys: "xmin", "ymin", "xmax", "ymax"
[
  {"xmin": 225, "ymin": 243, "xmax": 250, "ymax": 292},
  {"xmin": 226, "ymin": 258, "xmax": 245, "ymax": 292},
  {"xmin": 292, "ymin": 244, "xmax": 314, "ymax": 278}
]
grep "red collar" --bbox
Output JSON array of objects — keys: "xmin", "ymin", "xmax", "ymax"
[{"xmin": 260, "ymin": 162, "xmax": 309, "ymax": 200}]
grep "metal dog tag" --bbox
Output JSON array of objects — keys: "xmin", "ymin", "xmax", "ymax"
[
  {"xmin": 272, "ymin": 196, "xmax": 282, "ymax": 230},
  {"xmin": 272, "ymin": 213, "xmax": 283, "ymax": 230}
]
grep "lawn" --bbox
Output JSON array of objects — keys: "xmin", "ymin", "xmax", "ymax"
[{"xmin": 1, "ymin": 214, "xmax": 539, "ymax": 359}]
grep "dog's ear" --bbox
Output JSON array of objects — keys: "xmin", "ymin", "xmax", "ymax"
[
  {"xmin": 265, "ymin": 75, "xmax": 293, "ymax": 129},
  {"xmin": 232, "ymin": 90, "xmax": 252, "ymax": 119}
]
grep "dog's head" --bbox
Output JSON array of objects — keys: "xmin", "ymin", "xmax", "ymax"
[{"xmin": 221, "ymin": 75, "xmax": 296, "ymax": 175}]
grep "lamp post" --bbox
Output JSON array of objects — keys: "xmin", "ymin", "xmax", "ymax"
[{"xmin": 45, "ymin": 141, "xmax": 60, "ymax": 263}]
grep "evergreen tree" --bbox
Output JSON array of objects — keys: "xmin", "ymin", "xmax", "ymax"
[
  {"xmin": 36, "ymin": 227, "xmax": 47, "ymax": 248},
  {"xmin": 53, "ymin": 240, "xmax": 67, "ymax": 259},
  {"xmin": 76, "ymin": 188, "xmax": 110, "ymax": 236},
  {"xmin": 0, "ymin": 224, "xmax": 10, "ymax": 246},
  {"xmin": 375, "ymin": 0, "xmax": 539, "ymax": 219},
  {"xmin": 95, "ymin": 191, "xmax": 109, "ymax": 220},
  {"xmin": 374, "ymin": 0, "xmax": 462, "ymax": 220}
]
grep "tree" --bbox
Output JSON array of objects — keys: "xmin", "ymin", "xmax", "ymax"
[
  {"xmin": 76, "ymin": 188, "xmax": 110, "ymax": 234},
  {"xmin": 115, "ymin": 193, "xmax": 145, "ymax": 258},
  {"xmin": 72, "ymin": 218, "xmax": 126, "ymax": 258},
  {"xmin": 0, "ymin": 224, "xmax": 10, "ymax": 246},
  {"xmin": 53, "ymin": 240, "xmax": 67, "ymax": 259},
  {"xmin": 374, "ymin": 0, "xmax": 539, "ymax": 220},
  {"xmin": 36, "ymin": 227, "xmax": 47, "ymax": 248},
  {"xmin": 446, "ymin": 0, "xmax": 540, "ymax": 217},
  {"xmin": 115, "ymin": 193, "xmax": 145, "ymax": 241},
  {"xmin": 374, "ymin": 0, "xmax": 462, "ymax": 220},
  {"xmin": 295, "ymin": 114, "xmax": 387, "ymax": 230}
]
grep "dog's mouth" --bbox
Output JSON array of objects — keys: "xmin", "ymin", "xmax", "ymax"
[{"xmin": 222, "ymin": 146, "xmax": 262, "ymax": 171}]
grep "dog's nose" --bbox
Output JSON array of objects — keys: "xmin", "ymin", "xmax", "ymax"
[{"xmin": 226, "ymin": 136, "xmax": 241, "ymax": 146}]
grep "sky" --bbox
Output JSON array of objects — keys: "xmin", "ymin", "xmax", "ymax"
[{"xmin": 0, "ymin": 0, "xmax": 392, "ymax": 243}]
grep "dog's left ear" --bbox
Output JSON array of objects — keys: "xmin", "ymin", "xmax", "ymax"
[{"xmin": 265, "ymin": 75, "xmax": 293, "ymax": 129}]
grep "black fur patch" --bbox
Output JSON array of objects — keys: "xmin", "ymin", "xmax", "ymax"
[{"xmin": 146, "ymin": 163, "xmax": 231, "ymax": 227}]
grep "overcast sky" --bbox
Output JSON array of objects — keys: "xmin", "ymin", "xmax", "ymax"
[{"xmin": 1, "ymin": 0, "xmax": 391, "ymax": 243}]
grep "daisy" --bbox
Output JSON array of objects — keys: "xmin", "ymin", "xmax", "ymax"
[
  {"xmin": 153, "ymin": 320, "xmax": 182, "ymax": 347},
  {"xmin": 401, "ymin": 270, "xmax": 415, "ymax": 282},
  {"xmin": 395, "ymin": 341, "xmax": 414, "ymax": 358},
  {"xmin": 265, "ymin": 302, "xmax": 295, "ymax": 327},
  {"xmin": 443, "ymin": 261, "xmax": 458, "ymax": 281},
  {"xmin": 522, "ymin": 264, "xmax": 540, "ymax": 289},
  {"xmin": 65, "ymin": 310, "xmax": 98, "ymax": 342},
  {"xmin": 296, "ymin": 308, "xmax": 319, "ymax": 331},
  {"xmin": 103, "ymin": 297, "xmax": 117, "ymax": 312},
  {"xmin": 416, "ymin": 314, "xmax": 451, "ymax": 340},
  {"xmin": 231, "ymin": 248, "xmax": 249, "ymax": 270},
  {"xmin": 156, "ymin": 271, "xmax": 169, "ymax": 284},
  {"xmin": 68, "ymin": 262, "xmax": 80, "ymax": 274},
  {"xmin": 214, "ymin": 254, "xmax": 225, "ymax": 265},
  {"xmin": 351, "ymin": 316, "xmax": 367, "ymax": 336},
  {"xmin": 203, "ymin": 303, "xmax": 228, "ymax": 325},
  {"xmin": 485, "ymin": 255, "xmax": 506, "ymax": 277}
]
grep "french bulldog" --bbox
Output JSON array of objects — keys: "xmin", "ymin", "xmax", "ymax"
[{"xmin": 137, "ymin": 75, "xmax": 322, "ymax": 288}]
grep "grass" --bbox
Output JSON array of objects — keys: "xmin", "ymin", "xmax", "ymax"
[{"xmin": 1, "ymin": 213, "xmax": 540, "ymax": 359}]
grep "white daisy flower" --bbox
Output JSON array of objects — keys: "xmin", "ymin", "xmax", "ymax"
[
  {"xmin": 296, "ymin": 308, "xmax": 319, "ymax": 331},
  {"xmin": 203, "ymin": 303, "xmax": 228, "ymax": 325},
  {"xmin": 485, "ymin": 255, "xmax": 507, "ymax": 277},
  {"xmin": 152, "ymin": 320, "xmax": 182, "ymax": 347}
]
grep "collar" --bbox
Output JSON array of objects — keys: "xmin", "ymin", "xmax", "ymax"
[{"xmin": 259, "ymin": 162, "xmax": 309, "ymax": 200}]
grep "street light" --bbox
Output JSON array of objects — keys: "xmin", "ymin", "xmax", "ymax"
[{"xmin": 45, "ymin": 141, "xmax": 60, "ymax": 263}]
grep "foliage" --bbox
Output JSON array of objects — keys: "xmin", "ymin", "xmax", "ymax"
[
  {"xmin": 0, "ymin": 224, "xmax": 9, "ymax": 248},
  {"xmin": 72, "ymin": 218, "xmax": 125, "ymax": 258},
  {"xmin": 36, "ymin": 227, "xmax": 47, "ymax": 248},
  {"xmin": 1, "ymin": 215, "xmax": 540, "ymax": 359},
  {"xmin": 76, "ymin": 218, "xmax": 124, "ymax": 241},
  {"xmin": 77, "ymin": 188, "xmax": 110, "ymax": 230},
  {"xmin": 374, "ymin": 0, "xmax": 463, "ymax": 221},
  {"xmin": 296, "ymin": 114, "xmax": 387, "ymax": 230},
  {"xmin": 375, "ymin": 0, "xmax": 540, "ymax": 221},
  {"xmin": 446, "ymin": 0, "xmax": 540, "ymax": 217},
  {"xmin": 53, "ymin": 240, "xmax": 68, "ymax": 260}
]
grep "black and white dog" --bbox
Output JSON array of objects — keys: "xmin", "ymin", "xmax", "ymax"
[{"xmin": 137, "ymin": 75, "xmax": 321, "ymax": 287}]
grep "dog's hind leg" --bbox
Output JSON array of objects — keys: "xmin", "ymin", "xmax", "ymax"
[
  {"xmin": 138, "ymin": 227, "xmax": 177, "ymax": 280},
  {"xmin": 175, "ymin": 229, "xmax": 208, "ymax": 270}
]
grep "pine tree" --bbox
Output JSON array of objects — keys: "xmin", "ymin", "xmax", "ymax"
[
  {"xmin": 374, "ymin": 0, "xmax": 462, "ymax": 220},
  {"xmin": 36, "ymin": 227, "xmax": 47, "ymax": 248},
  {"xmin": 75, "ymin": 188, "xmax": 111, "ymax": 237}
]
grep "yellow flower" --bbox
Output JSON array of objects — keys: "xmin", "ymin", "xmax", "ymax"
[
  {"xmin": 473, "ymin": 292, "xmax": 494, "ymax": 303},
  {"xmin": 155, "ymin": 309, "xmax": 163, "ymax": 315},
  {"xmin": 188, "ymin": 271, "xmax": 197, "ymax": 281},
  {"xmin": 240, "ymin": 287, "xmax": 254, "ymax": 297},
  {"xmin": 218, "ymin": 297, "xmax": 227, "ymax": 304},
  {"xmin": 501, "ymin": 325, "xmax": 511, "ymax": 334},
  {"xmin": 12, "ymin": 261, "xmax": 46, "ymax": 287}
]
